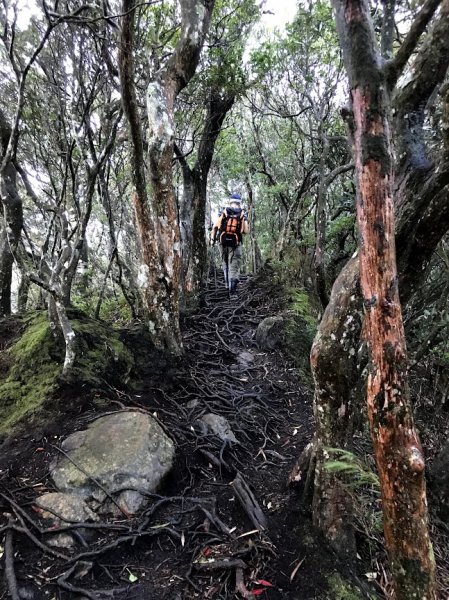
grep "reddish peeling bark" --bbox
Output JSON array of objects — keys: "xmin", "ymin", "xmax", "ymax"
[
  {"xmin": 353, "ymin": 88, "xmax": 435, "ymax": 599},
  {"xmin": 326, "ymin": 1, "xmax": 436, "ymax": 597},
  {"xmin": 307, "ymin": 3, "xmax": 449, "ymax": 584}
]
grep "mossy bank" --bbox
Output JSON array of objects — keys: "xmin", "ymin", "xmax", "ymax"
[{"xmin": 0, "ymin": 310, "xmax": 142, "ymax": 437}]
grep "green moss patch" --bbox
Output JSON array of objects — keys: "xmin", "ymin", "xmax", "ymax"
[
  {"xmin": 0, "ymin": 311, "xmax": 135, "ymax": 436},
  {"xmin": 0, "ymin": 312, "xmax": 61, "ymax": 433},
  {"xmin": 69, "ymin": 313, "xmax": 134, "ymax": 389},
  {"xmin": 322, "ymin": 573, "xmax": 366, "ymax": 600}
]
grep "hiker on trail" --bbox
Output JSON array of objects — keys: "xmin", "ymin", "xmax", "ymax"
[{"xmin": 210, "ymin": 193, "xmax": 249, "ymax": 296}]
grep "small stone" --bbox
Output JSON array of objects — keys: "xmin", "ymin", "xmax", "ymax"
[
  {"xmin": 200, "ymin": 414, "xmax": 237, "ymax": 443},
  {"xmin": 186, "ymin": 399, "xmax": 201, "ymax": 410},
  {"xmin": 36, "ymin": 492, "xmax": 99, "ymax": 523},
  {"xmin": 47, "ymin": 533, "xmax": 75, "ymax": 548},
  {"xmin": 237, "ymin": 351, "xmax": 255, "ymax": 365},
  {"xmin": 117, "ymin": 490, "xmax": 146, "ymax": 514}
]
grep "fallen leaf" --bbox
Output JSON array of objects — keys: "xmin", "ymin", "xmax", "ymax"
[
  {"xmin": 236, "ymin": 529, "xmax": 259, "ymax": 539},
  {"xmin": 290, "ymin": 557, "xmax": 305, "ymax": 581},
  {"xmin": 149, "ymin": 522, "xmax": 169, "ymax": 529},
  {"xmin": 127, "ymin": 570, "xmax": 138, "ymax": 583},
  {"xmin": 254, "ymin": 580, "xmax": 273, "ymax": 587}
]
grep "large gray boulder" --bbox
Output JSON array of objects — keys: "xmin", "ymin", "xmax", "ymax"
[
  {"xmin": 50, "ymin": 411, "xmax": 175, "ymax": 514},
  {"xmin": 255, "ymin": 316, "xmax": 285, "ymax": 350}
]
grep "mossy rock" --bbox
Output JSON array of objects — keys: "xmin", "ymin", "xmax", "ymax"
[{"xmin": 0, "ymin": 310, "xmax": 135, "ymax": 436}]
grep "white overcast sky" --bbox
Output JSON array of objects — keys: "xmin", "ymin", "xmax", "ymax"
[
  {"xmin": 16, "ymin": 0, "xmax": 297, "ymax": 31},
  {"xmin": 261, "ymin": 0, "xmax": 297, "ymax": 30}
]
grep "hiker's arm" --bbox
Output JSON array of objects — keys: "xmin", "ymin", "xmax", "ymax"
[
  {"xmin": 210, "ymin": 215, "xmax": 223, "ymax": 243},
  {"xmin": 242, "ymin": 218, "xmax": 249, "ymax": 235}
]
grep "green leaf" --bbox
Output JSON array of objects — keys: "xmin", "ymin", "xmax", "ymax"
[{"xmin": 128, "ymin": 570, "xmax": 138, "ymax": 583}]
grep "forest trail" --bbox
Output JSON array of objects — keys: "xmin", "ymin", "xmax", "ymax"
[{"xmin": 0, "ymin": 271, "xmax": 361, "ymax": 600}]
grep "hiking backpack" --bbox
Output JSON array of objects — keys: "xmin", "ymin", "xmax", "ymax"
[{"xmin": 219, "ymin": 207, "xmax": 244, "ymax": 248}]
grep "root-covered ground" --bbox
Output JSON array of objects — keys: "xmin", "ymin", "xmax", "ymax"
[{"xmin": 0, "ymin": 271, "xmax": 376, "ymax": 599}]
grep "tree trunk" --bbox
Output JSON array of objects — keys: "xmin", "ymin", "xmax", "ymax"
[
  {"xmin": 311, "ymin": 0, "xmax": 449, "ymax": 554},
  {"xmin": 177, "ymin": 91, "xmax": 235, "ymax": 298},
  {"xmin": 0, "ymin": 224, "xmax": 15, "ymax": 316},
  {"xmin": 351, "ymin": 40, "xmax": 435, "ymax": 600},
  {"xmin": 17, "ymin": 271, "xmax": 29, "ymax": 313},
  {"xmin": 314, "ymin": 131, "xmax": 329, "ymax": 308},
  {"xmin": 430, "ymin": 440, "xmax": 449, "ymax": 519},
  {"xmin": 189, "ymin": 178, "xmax": 208, "ymax": 295},
  {"xmin": 119, "ymin": 0, "xmax": 215, "ymax": 354},
  {"xmin": 245, "ymin": 174, "xmax": 263, "ymax": 272},
  {"xmin": 0, "ymin": 110, "xmax": 23, "ymax": 317},
  {"xmin": 178, "ymin": 158, "xmax": 196, "ymax": 296},
  {"xmin": 317, "ymin": 2, "xmax": 439, "ymax": 596},
  {"xmin": 311, "ymin": 256, "xmax": 362, "ymax": 555}
]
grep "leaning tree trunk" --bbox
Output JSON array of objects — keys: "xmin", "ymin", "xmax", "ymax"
[{"xmin": 119, "ymin": 0, "xmax": 215, "ymax": 354}]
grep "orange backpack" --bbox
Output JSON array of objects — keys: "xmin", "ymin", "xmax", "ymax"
[{"xmin": 219, "ymin": 207, "xmax": 244, "ymax": 248}]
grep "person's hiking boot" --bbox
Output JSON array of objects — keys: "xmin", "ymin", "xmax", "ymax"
[{"xmin": 229, "ymin": 278, "xmax": 238, "ymax": 298}]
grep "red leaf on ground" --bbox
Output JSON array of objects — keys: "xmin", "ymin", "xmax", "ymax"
[{"xmin": 254, "ymin": 580, "xmax": 273, "ymax": 587}]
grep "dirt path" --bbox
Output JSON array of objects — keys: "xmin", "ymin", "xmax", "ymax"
[{"xmin": 0, "ymin": 271, "xmax": 358, "ymax": 599}]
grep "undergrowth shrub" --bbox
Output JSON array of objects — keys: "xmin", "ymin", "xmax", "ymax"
[{"xmin": 324, "ymin": 448, "xmax": 382, "ymax": 538}]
